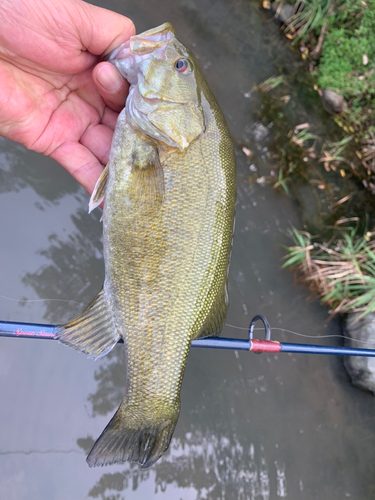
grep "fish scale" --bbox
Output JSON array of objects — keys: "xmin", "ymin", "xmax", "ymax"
[{"xmin": 56, "ymin": 22, "xmax": 236, "ymax": 468}]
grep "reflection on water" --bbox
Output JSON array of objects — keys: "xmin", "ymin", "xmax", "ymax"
[
  {"xmin": 83, "ymin": 432, "xmax": 286, "ymax": 500},
  {"xmin": 88, "ymin": 349, "xmax": 125, "ymax": 417},
  {"xmin": 22, "ymin": 206, "xmax": 104, "ymax": 323},
  {"xmin": 0, "ymin": 137, "xmax": 80, "ymax": 201},
  {"xmin": 80, "ymin": 349, "xmax": 287, "ymax": 499}
]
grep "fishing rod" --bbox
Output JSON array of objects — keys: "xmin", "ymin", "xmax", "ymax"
[{"xmin": 0, "ymin": 315, "xmax": 374, "ymax": 357}]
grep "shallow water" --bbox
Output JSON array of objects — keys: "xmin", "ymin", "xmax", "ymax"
[{"xmin": 1, "ymin": 1, "xmax": 375, "ymax": 499}]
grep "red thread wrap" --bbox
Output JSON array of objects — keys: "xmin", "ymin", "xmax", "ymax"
[{"xmin": 250, "ymin": 340, "xmax": 281, "ymax": 353}]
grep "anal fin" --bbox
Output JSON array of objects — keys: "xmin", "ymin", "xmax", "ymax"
[
  {"xmin": 194, "ymin": 283, "xmax": 229, "ymax": 340},
  {"xmin": 55, "ymin": 287, "xmax": 119, "ymax": 360}
]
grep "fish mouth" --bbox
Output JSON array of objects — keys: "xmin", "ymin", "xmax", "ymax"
[
  {"xmin": 103, "ymin": 23, "xmax": 177, "ymax": 87},
  {"xmin": 105, "ymin": 36, "xmax": 188, "ymax": 106},
  {"xmin": 104, "ymin": 23, "xmax": 175, "ymax": 62},
  {"xmin": 104, "ymin": 41, "xmax": 132, "ymax": 63},
  {"xmin": 142, "ymin": 95, "xmax": 187, "ymax": 106},
  {"xmin": 104, "ymin": 40, "xmax": 159, "ymax": 86},
  {"xmin": 103, "ymin": 44, "xmax": 125, "ymax": 62}
]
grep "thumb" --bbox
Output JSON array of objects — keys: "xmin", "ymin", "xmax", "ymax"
[
  {"xmin": 92, "ymin": 61, "xmax": 128, "ymax": 113},
  {"xmin": 78, "ymin": 2, "xmax": 135, "ymax": 112}
]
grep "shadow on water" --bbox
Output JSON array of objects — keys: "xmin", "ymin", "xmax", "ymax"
[{"xmin": 248, "ymin": 82, "xmax": 375, "ymax": 235}]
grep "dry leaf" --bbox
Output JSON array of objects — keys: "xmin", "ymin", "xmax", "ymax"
[
  {"xmin": 280, "ymin": 95, "xmax": 291, "ymax": 104},
  {"xmin": 242, "ymin": 147, "xmax": 253, "ymax": 158},
  {"xmin": 294, "ymin": 123, "xmax": 310, "ymax": 131},
  {"xmin": 256, "ymin": 176, "xmax": 267, "ymax": 185},
  {"xmin": 333, "ymin": 194, "xmax": 352, "ymax": 206},
  {"xmin": 335, "ymin": 217, "xmax": 359, "ymax": 225}
]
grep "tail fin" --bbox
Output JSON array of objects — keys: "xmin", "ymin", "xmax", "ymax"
[{"xmin": 86, "ymin": 400, "xmax": 179, "ymax": 469}]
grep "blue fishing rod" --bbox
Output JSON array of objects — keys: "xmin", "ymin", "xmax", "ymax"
[{"xmin": 0, "ymin": 315, "xmax": 374, "ymax": 357}]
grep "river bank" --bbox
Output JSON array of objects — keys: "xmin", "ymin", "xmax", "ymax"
[
  {"xmin": 265, "ymin": 0, "xmax": 375, "ymax": 189},
  {"xmin": 257, "ymin": 1, "xmax": 375, "ymax": 392}
]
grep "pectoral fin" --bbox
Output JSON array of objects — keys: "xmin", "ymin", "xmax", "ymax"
[
  {"xmin": 55, "ymin": 288, "xmax": 119, "ymax": 360},
  {"xmin": 89, "ymin": 164, "xmax": 109, "ymax": 213},
  {"xmin": 129, "ymin": 142, "xmax": 164, "ymax": 211}
]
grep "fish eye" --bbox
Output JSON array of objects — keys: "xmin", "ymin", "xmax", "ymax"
[{"xmin": 175, "ymin": 58, "xmax": 190, "ymax": 73}]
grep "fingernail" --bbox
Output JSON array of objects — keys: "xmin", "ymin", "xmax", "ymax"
[{"xmin": 96, "ymin": 65, "xmax": 123, "ymax": 93}]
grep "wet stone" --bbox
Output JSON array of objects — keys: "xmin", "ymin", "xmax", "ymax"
[
  {"xmin": 344, "ymin": 313, "xmax": 375, "ymax": 394},
  {"xmin": 320, "ymin": 89, "xmax": 347, "ymax": 114},
  {"xmin": 271, "ymin": 2, "xmax": 294, "ymax": 24}
]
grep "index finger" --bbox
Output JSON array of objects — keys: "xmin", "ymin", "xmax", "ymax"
[{"xmin": 79, "ymin": 3, "xmax": 136, "ymax": 56}]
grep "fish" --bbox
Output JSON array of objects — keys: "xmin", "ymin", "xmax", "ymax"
[{"xmin": 56, "ymin": 22, "xmax": 236, "ymax": 468}]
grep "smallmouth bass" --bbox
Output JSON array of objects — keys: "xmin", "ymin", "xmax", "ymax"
[{"xmin": 56, "ymin": 23, "xmax": 236, "ymax": 468}]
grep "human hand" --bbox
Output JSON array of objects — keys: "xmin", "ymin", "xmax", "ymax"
[{"xmin": 0, "ymin": 0, "xmax": 135, "ymax": 194}]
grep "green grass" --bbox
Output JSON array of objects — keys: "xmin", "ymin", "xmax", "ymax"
[
  {"xmin": 286, "ymin": 0, "xmax": 332, "ymax": 40},
  {"xmin": 319, "ymin": 135, "xmax": 352, "ymax": 170},
  {"xmin": 317, "ymin": 1, "xmax": 375, "ymax": 98},
  {"xmin": 273, "ymin": 163, "xmax": 297, "ymax": 193},
  {"xmin": 256, "ymin": 75, "xmax": 285, "ymax": 92},
  {"xmin": 283, "ymin": 0, "xmax": 375, "ymax": 132},
  {"xmin": 282, "ymin": 226, "xmax": 375, "ymax": 315}
]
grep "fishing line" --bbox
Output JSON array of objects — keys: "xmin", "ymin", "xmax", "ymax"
[
  {"xmin": 0, "ymin": 297, "xmax": 373, "ymax": 346},
  {"xmin": 225, "ymin": 323, "xmax": 375, "ymax": 346},
  {"xmin": 0, "ymin": 294, "xmax": 85, "ymax": 307}
]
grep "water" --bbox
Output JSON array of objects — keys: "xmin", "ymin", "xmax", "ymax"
[{"xmin": 1, "ymin": 1, "xmax": 375, "ymax": 498}]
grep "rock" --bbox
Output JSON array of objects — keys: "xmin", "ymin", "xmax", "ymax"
[
  {"xmin": 271, "ymin": 3, "xmax": 294, "ymax": 24},
  {"xmin": 344, "ymin": 313, "xmax": 375, "ymax": 393},
  {"xmin": 320, "ymin": 89, "xmax": 347, "ymax": 114}
]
